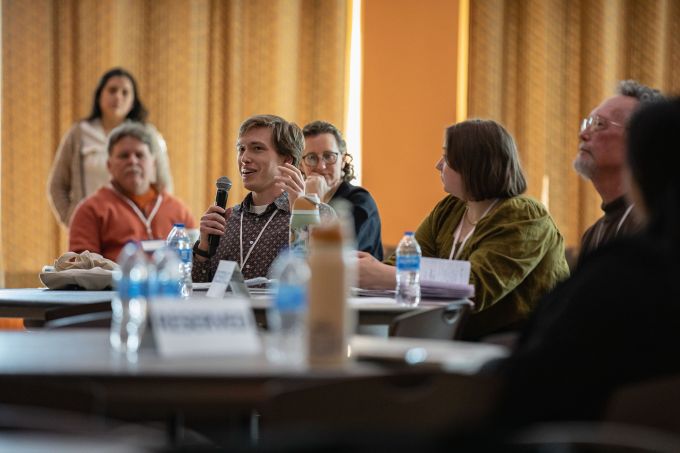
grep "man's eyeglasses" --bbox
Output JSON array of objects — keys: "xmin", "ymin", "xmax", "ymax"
[
  {"xmin": 580, "ymin": 114, "xmax": 625, "ymax": 134},
  {"xmin": 302, "ymin": 151, "xmax": 339, "ymax": 167}
]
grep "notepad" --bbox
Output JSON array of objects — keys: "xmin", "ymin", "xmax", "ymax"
[{"xmin": 419, "ymin": 257, "xmax": 474, "ymax": 299}]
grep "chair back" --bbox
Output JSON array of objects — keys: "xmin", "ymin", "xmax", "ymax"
[
  {"xmin": 389, "ymin": 299, "xmax": 473, "ymax": 340},
  {"xmin": 258, "ymin": 371, "xmax": 500, "ymax": 438},
  {"xmin": 605, "ymin": 374, "xmax": 680, "ymax": 435}
]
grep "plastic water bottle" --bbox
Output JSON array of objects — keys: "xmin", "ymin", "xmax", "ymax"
[
  {"xmin": 111, "ymin": 242, "xmax": 150, "ymax": 353},
  {"xmin": 152, "ymin": 246, "xmax": 183, "ymax": 298},
  {"xmin": 266, "ymin": 251, "xmax": 310, "ymax": 365},
  {"xmin": 395, "ymin": 231, "xmax": 421, "ymax": 306},
  {"xmin": 166, "ymin": 223, "xmax": 193, "ymax": 298}
]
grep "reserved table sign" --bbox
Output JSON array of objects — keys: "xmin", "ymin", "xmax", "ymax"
[{"xmin": 150, "ymin": 297, "xmax": 262, "ymax": 357}]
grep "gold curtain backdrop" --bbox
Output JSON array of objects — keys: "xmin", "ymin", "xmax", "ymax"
[
  {"xmin": 1, "ymin": 0, "xmax": 348, "ymax": 287},
  {"xmin": 467, "ymin": 0, "xmax": 680, "ymax": 249}
]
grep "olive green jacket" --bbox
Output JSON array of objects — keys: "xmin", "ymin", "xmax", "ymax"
[{"xmin": 387, "ymin": 195, "xmax": 569, "ymax": 340}]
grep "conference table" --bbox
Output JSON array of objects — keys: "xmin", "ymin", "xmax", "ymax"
[
  {"xmin": 0, "ymin": 289, "xmax": 113, "ymax": 323},
  {"xmin": 0, "ymin": 288, "xmax": 445, "ymax": 328},
  {"xmin": 0, "ymin": 286, "xmax": 499, "ymax": 446},
  {"xmin": 0, "ymin": 328, "xmax": 506, "ymax": 445}
]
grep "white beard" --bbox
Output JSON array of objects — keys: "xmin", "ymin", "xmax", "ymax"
[{"xmin": 573, "ymin": 155, "xmax": 595, "ymax": 180}]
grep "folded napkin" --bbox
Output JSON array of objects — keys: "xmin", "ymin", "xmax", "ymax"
[
  {"xmin": 40, "ymin": 251, "xmax": 119, "ymax": 290},
  {"xmin": 54, "ymin": 250, "xmax": 118, "ymax": 271}
]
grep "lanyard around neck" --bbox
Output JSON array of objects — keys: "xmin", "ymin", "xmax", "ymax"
[
  {"xmin": 448, "ymin": 199, "xmax": 499, "ymax": 260},
  {"xmin": 112, "ymin": 187, "xmax": 163, "ymax": 239},
  {"xmin": 449, "ymin": 220, "xmax": 475, "ymax": 260},
  {"xmin": 239, "ymin": 208, "xmax": 278, "ymax": 270},
  {"xmin": 595, "ymin": 203, "xmax": 635, "ymax": 245},
  {"xmin": 617, "ymin": 204, "xmax": 634, "ymax": 235}
]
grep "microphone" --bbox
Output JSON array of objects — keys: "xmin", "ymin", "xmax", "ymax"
[{"xmin": 208, "ymin": 176, "xmax": 232, "ymax": 256}]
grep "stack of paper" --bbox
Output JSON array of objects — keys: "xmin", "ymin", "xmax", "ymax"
[
  {"xmin": 420, "ymin": 280, "xmax": 474, "ymax": 299},
  {"xmin": 419, "ymin": 257, "xmax": 474, "ymax": 299},
  {"xmin": 353, "ymin": 288, "xmax": 396, "ymax": 298},
  {"xmin": 354, "ymin": 257, "xmax": 476, "ymax": 300}
]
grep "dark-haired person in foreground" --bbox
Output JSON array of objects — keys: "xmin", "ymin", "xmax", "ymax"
[
  {"xmin": 192, "ymin": 114, "xmax": 307, "ymax": 281},
  {"xmin": 48, "ymin": 67, "xmax": 173, "ymax": 227},
  {"xmin": 574, "ymin": 80, "xmax": 663, "ymax": 262},
  {"xmin": 358, "ymin": 119, "xmax": 569, "ymax": 340},
  {"xmin": 496, "ymin": 98, "xmax": 680, "ymax": 425},
  {"xmin": 302, "ymin": 121, "xmax": 384, "ymax": 260}
]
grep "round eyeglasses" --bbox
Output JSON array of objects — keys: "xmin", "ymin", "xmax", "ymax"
[
  {"xmin": 301, "ymin": 151, "xmax": 339, "ymax": 167},
  {"xmin": 580, "ymin": 114, "xmax": 625, "ymax": 134}
]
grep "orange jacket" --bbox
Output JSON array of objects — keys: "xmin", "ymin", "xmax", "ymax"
[{"xmin": 69, "ymin": 186, "xmax": 195, "ymax": 261}]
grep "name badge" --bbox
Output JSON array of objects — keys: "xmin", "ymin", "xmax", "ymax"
[
  {"xmin": 141, "ymin": 240, "xmax": 166, "ymax": 253},
  {"xmin": 206, "ymin": 260, "xmax": 237, "ymax": 298},
  {"xmin": 150, "ymin": 297, "xmax": 262, "ymax": 357}
]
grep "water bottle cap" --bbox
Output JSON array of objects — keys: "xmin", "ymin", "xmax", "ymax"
[
  {"xmin": 404, "ymin": 231, "xmax": 414, "ymax": 236},
  {"xmin": 173, "ymin": 223, "xmax": 185, "ymax": 228}
]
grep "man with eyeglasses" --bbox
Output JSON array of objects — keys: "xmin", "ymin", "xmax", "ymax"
[
  {"xmin": 301, "ymin": 121, "xmax": 384, "ymax": 260},
  {"xmin": 574, "ymin": 80, "xmax": 663, "ymax": 262}
]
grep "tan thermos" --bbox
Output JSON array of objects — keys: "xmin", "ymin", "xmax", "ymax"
[{"xmin": 307, "ymin": 222, "xmax": 350, "ymax": 366}]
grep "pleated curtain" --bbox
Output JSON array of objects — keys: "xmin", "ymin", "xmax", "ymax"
[
  {"xmin": 467, "ymin": 0, "xmax": 680, "ymax": 249},
  {"xmin": 1, "ymin": 0, "xmax": 348, "ymax": 287}
]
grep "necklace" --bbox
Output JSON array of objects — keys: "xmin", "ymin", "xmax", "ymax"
[
  {"xmin": 464, "ymin": 199, "xmax": 499, "ymax": 226},
  {"xmin": 449, "ymin": 199, "xmax": 500, "ymax": 260},
  {"xmin": 464, "ymin": 207, "xmax": 479, "ymax": 226}
]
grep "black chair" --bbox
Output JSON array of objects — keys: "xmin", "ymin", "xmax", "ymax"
[
  {"xmin": 258, "ymin": 371, "xmax": 500, "ymax": 441},
  {"xmin": 605, "ymin": 374, "xmax": 680, "ymax": 435},
  {"xmin": 508, "ymin": 375, "xmax": 680, "ymax": 453},
  {"xmin": 512, "ymin": 421, "xmax": 680, "ymax": 453},
  {"xmin": 389, "ymin": 299, "xmax": 474, "ymax": 340},
  {"xmin": 0, "ymin": 404, "xmax": 166, "ymax": 450}
]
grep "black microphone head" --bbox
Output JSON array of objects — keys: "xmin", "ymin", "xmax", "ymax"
[{"xmin": 216, "ymin": 176, "xmax": 232, "ymax": 191}]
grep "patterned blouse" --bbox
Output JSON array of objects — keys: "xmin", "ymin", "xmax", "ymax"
[{"xmin": 192, "ymin": 192, "xmax": 291, "ymax": 282}]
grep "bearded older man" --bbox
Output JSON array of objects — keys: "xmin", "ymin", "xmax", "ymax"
[{"xmin": 574, "ymin": 80, "xmax": 663, "ymax": 262}]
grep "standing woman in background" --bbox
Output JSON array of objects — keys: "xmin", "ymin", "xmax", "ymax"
[{"xmin": 47, "ymin": 67, "xmax": 173, "ymax": 227}]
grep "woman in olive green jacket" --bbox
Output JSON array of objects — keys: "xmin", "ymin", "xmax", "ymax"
[{"xmin": 358, "ymin": 119, "xmax": 569, "ymax": 340}]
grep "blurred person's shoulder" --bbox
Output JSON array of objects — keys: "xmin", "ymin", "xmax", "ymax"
[{"xmin": 567, "ymin": 234, "xmax": 676, "ymax": 304}]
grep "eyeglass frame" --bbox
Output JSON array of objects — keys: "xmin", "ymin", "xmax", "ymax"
[
  {"xmin": 301, "ymin": 151, "xmax": 340, "ymax": 167},
  {"xmin": 580, "ymin": 114, "xmax": 625, "ymax": 134}
]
